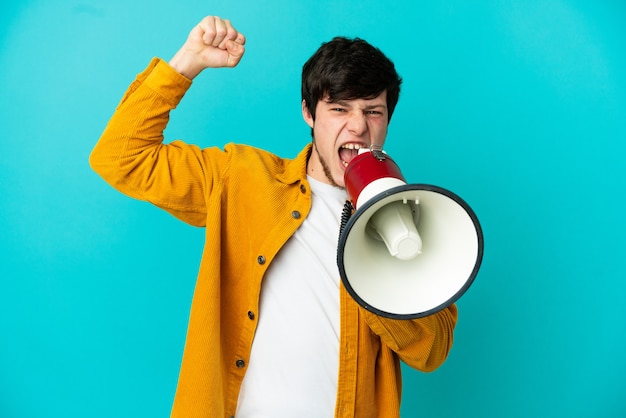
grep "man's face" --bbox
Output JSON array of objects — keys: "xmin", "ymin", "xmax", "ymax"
[{"xmin": 303, "ymin": 91, "xmax": 389, "ymax": 188}]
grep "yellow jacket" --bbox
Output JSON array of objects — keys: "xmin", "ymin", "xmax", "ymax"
[{"xmin": 90, "ymin": 58, "xmax": 458, "ymax": 418}]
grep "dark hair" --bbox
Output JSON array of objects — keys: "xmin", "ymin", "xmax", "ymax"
[{"xmin": 302, "ymin": 37, "xmax": 402, "ymax": 121}]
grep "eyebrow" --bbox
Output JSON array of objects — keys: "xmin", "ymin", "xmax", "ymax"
[{"xmin": 327, "ymin": 99, "xmax": 387, "ymax": 110}]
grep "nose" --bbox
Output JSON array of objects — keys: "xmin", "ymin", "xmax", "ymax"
[{"xmin": 346, "ymin": 112, "xmax": 368, "ymax": 136}]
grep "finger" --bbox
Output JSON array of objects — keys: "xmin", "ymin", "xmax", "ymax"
[
  {"xmin": 235, "ymin": 32, "xmax": 246, "ymax": 46},
  {"xmin": 198, "ymin": 15, "xmax": 218, "ymax": 46},
  {"xmin": 225, "ymin": 40, "xmax": 245, "ymax": 67},
  {"xmin": 218, "ymin": 19, "xmax": 243, "ymax": 49},
  {"xmin": 210, "ymin": 17, "xmax": 228, "ymax": 47},
  {"xmin": 198, "ymin": 15, "xmax": 228, "ymax": 47},
  {"xmin": 225, "ymin": 39, "xmax": 245, "ymax": 57}
]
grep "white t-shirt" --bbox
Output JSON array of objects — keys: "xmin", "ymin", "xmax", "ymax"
[{"xmin": 236, "ymin": 176, "xmax": 348, "ymax": 417}]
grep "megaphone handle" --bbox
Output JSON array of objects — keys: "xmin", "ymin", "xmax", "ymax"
[{"xmin": 339, "ymin": 200, "xmax": 355, "ymax": 237}]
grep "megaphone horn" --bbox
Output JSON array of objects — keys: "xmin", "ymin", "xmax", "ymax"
[{"xmin": 337, "ymin": 146, "xmax": 484, "ymax": 319}]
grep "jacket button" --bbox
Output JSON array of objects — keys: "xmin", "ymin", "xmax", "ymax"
[
  {"xmin": 300, "ymin": 184, "xmax": 306, "ymax": 193},
  {"xmin": 248, "ymin": 311, "xmax": 255, "ymax": 320},
  {"xmin": 236, "ymin": 359, "xmax": 245, "ymax": 368},
  {"xmin": 257, "ymin": 255, "xmax": 265, "ymax": 265},
  {"xmin": 291, "ymin": 210, "xmax": 301, "ymax": 219}
]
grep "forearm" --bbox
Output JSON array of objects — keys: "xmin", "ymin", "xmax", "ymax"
[{"xmin": 363, "ymin": 304, "xmax": 458, "ymax": 372}]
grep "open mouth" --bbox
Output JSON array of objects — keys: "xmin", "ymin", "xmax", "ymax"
[{"xmin": 339, "ymin": 143, "xmax": 366, "ymax": 167}]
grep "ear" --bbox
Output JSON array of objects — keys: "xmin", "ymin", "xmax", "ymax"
[{"xmin": 302, "ymin": 99, "xmax": 314, "ymax": 128}]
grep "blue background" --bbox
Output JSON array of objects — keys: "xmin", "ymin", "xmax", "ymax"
[{"xmin": 1, "ymin": 1, "xmax": 625, "ymax": 417}]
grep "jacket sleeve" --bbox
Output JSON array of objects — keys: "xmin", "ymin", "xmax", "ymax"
[
  {"xmin": 362, "ymin": 304, "xmax": 458, "ymax": 372},
  {"xmin": 89, "ymin": 58, "xmax": 224, "ymax": 227}
]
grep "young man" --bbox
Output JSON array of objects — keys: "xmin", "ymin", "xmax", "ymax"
[{"xmin": 90, "ymin": 15, "xmax": 457, "ymax": 418}]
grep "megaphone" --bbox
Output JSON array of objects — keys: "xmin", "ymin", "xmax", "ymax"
[{"xmin": 337, "ymin": 146, "xmax": 483, "ymax": 319}]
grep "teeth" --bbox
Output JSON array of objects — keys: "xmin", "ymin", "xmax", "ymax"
[{"xmin": 341, "ymin": 143, "xmax": 364, "ymax": 150}]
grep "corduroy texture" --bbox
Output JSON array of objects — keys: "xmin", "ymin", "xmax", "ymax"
[{"xmin": 90, "ymin": 58, "xmax": 458, "ymax": 418}]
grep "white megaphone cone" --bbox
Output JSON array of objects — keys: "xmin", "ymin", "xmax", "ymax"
[{"xmin": 337, "ymin": 146, "xmax": 483, "ymax": 319}]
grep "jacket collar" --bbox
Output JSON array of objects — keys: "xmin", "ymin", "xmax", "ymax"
[{"xmin": 276, "ymin": 143, "xmax": 312, "ymax": 185}]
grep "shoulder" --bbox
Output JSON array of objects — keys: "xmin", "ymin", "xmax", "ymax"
[{"xmin": 223, "ymin": 143, "xmax": 310, "ymax": 179}]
